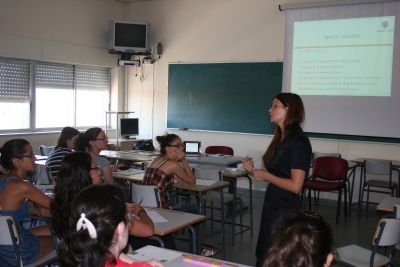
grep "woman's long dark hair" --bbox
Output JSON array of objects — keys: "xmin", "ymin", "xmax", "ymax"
[
  {"xmin": 58, "ymin": 184, "xmax": 127, "ymax": 267},
  {"xmin": 0, "ymin": 139, "xmax": 30, "ymax": 171},
  {"xmin": 263, "ymin": 211, "xmax": 334, "ymax": 267},
  {"xmin": 262, "ymin": 93, "xmax": 305, "ymax": 166},
  {"xmin": 74, "ymin": 127, "xmax": 102, "ymax": 152},
  {"xmin": 155, "ymin": 132, "xmax": 179, "ymax": 156},
  {"xmin": 50, "ymin": 152, "xmax": 93, "ymax": 239},
  {"xmin": 56, "ymin": 127, "xmax": 79, "ymax": 148}
]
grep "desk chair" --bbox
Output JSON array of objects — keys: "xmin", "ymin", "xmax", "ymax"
[
  {"xmin": 304, "ymin": 152, "xmax": 342, "ymax": 208},
  {"xmin": 337, "ymin": 218, "xmax": 400, "ymax": 267},
  {"xmin": 303, "ymin": 157, "xmax": 348, "ymax": 224},
  {"xmin": 131, "ymin": 183, "xmax": 160, "ymax": 208},
  {"xmin": 204, "ymin": 146, "xmax": 234, "ymax": 156},
  {"xmin": 360, "ymin": 160, "xmax": 397, "ymax": 212},
  {"xmin": 192, "ymin": 167, "xmax": 243, "ymax": 245},
  {"xmin": 39, "ymin": 145, "xmax": 55, "ymax": 156},
  {"xmin": 0, "ymin": 215, "xmax": 58, "ymax": 267}
]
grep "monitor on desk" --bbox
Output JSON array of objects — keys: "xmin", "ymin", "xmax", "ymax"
[
  {"xmin": 183, "ymin": 141, "xmax": 201, "ymax": 155},
  {"xmin": 120, "ymin": 118, "xmax": 139, "ymax": 139}
]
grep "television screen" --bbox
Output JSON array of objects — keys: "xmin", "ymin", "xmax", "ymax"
[
  {"xmin": 109, "ymin": 20, "xmax": 151, "ymax": 54},
  {"xmin": 120, "ymin": 118, "xmax": 139, "ymax": 139}
]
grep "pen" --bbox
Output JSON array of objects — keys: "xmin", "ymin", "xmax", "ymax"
[{"xmin": 137, "ymin": 196, "xmax": 143, "ymax": 205}]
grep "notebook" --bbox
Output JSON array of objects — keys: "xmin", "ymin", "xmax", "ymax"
[{"xmin": 183, "ymin": 141, "xmax": 201, "ymax": 156}]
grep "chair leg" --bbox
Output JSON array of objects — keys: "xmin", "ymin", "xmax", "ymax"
[
  {"xmin": 336, "ymin": 187, "xmax": 342, "ymax": 224},
  {"xmin": 366, "ymin": 185, "xmax": 370, "ymax": 210},
  {"xmin": 344, "ymin": 184, "xmax": 347, "ymax": 218},
  {"xmin": 308, "ymin": 188, "xmax": 312, "ymax": 211}
]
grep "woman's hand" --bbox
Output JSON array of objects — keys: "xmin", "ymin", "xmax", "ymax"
[
  {"xmin": 111, "ymin": 164, "xmax": 119, "ymax": 172},
  {"xmin": 126, "ymin": 203, "xmax": 144, "ymax": 217},
  {"xmin": 253, "ymin": 169, "xmax": 268, "ymax": 182},
  {"xmin": 146, "ymin": 259, "xmax": 164, "ymax": 267},
  {"xmin": 241, "ymin": 156, "xmax": 254, "ymax": 175},
  {"xmin": 167, "ymin": 147, "xmax": 186, "ymax": 162}
]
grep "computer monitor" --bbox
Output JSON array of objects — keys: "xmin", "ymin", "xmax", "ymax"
[{"xmin": 120, "ymin": 118, "xmax": 139, "ymax": 139}]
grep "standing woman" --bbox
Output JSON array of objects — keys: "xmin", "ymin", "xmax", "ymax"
[
  {"xmin": 46, "ymin": 126, "xmax": 80, "ymax": 177},
  {"xmin": 75, "ymin": 127, "xmax": 116, "ymax": 184},
  {"xmin": 0, "ymin": 139, "xmax": 54, "ymax": 266},
  {"xmin": 242, "ymin": 93, "xmax": 312, "ymax": 267}
]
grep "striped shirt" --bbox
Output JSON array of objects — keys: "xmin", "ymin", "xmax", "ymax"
[{"xmin": 45, "ymin": 147, "xmax": 73, "ymax": 178}]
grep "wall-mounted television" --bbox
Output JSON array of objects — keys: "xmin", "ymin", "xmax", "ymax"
[
  {"xmin": 109, "ymin": 20, "xmax": 151, "ymax": 54},
  {"xmin": 120, "ymin": 118, "xmax": 139, "ymax": 139}
]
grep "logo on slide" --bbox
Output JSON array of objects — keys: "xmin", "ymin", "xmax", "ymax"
[{"xmin": 382, "ymin": 21, "xmax": 388, "ymax": 28}]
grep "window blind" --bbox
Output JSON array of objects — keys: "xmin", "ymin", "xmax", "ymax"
[
  {"xmin": 0, "ymin": 58, "xmax": 30, "ymax": 99},
  {"xmin": 76, "ymin": 67, "xmax": 110, "ymax": 89},
  {"xmin": 36, "ymin": 63, "xmax": 74, "ymax": 89}
]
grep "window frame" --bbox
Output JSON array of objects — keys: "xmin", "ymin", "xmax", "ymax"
[{"xmin": 0, "ymin": 57, "xmax": 111, "ymax": 134}]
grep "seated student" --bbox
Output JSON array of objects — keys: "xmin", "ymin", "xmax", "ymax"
[
  {"xmin": 51, "ymin": 152, "xmax": 154, "ymax": 241},
  {"xmin": 263, "ymin": 211, "xmax": 335, "ymax": 267},
  {"xmin": 59, "ymin": 184, "xmax": 163, "ymax": 267},
  {"xmin": 0, "ymin": 139, "xmax": 54, "ymax": 266},
  {"xmin": 139, "ymin": 133, "xmax": 215, "ymax": 256},
  {"xmin": 46, "ymin": 126, "xmax": 79, "ymax": 177},
  {"xmin": 142, "ymin": 132, "xmax": 197, "ymax": 212},
  {"xmin": 75, "ymin": 127, "xmax": 116, "ymax": 184}
]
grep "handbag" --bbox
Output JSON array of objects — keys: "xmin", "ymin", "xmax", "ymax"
[{"xmin": 132, "ymin": 139, "xmax": 155, "ymax": 151}]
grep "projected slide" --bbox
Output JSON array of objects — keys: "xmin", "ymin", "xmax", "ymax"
[{"xmin": 291, "ymin": 16, "xmax": 395, "ymax": 96}]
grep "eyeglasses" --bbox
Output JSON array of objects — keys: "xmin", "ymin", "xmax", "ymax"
[
  {"xmin": 15, "ymin": 152, "xmax": 35, "ymax": 159},
  {"xmin": 90, "ymin": 166, "xmax": 101, "ymax": 171},
  {"xmin": 95, "ymin": 136, "xmax": 109, "ymax": 141},
  {"xmin": 169, "ymin": 143, "xmax": 185, "ymax": 148}
]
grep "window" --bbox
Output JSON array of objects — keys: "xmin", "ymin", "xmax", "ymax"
[
  {"xmin": 0, "ymin": 59, "xmax": 30, "ymax": 130},
  {"xmin": 0, "ymin": 57, "xmax": 110, "ymax": 132}
]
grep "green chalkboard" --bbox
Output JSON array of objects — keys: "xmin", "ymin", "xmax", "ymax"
[{"xmin": 167, "ymin": 62, "xmax": 283, "ymax": 135}]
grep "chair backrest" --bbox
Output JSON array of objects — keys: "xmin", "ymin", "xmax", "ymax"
[
  {"xmin": 313, "ymin": 152, "xmax": 341, "ymax": 162},
  {"xmin": 32, "ymin": 164, "xmax": 54, "ymax": 185},
  {"xmin": 141, "ymin": 161, "xmax": 150, "ymax": 171},
  {"xmin": 364, "ymin": 159, "xmax": 392, "ymax": 175},
  {"xmin": 313, "ymin": 157, "xmax": 348, "ymax": 181},
  {"xmin": 372, "ymin": 218, "xmax": 400, "ymax": 247},
  {"xmin": 204, "ymin": 146, "xmax": 234, "ymax": 156},
  {"xmin": 192, "ymin": 167, "xmax": 222, "ymax": 181},
  {"xmin": 394, "ymin": 205, "xmax": 400, "ymax": 218},
  {"xmin": 0, "ymin": 215, "xmax": 20, "ymax": 246},
  {"xmin": 39, "ymin": 145, "xmax": 55, "ymax": 156},
  {"xmin": 131, "ymin": 183, "xmax": 160, "ymax": 208}
]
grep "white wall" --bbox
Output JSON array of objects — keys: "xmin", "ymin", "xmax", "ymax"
[
  {"xmin": 0, "ymin": 0, "xmax": 127, "ymax": 149},
  {"xmin": 127, "ymin": 0, "xmax": 400, "ymax": 202}
]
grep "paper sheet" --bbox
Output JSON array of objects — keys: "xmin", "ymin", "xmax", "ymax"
[
  {"xmin": 145, "ymin": 210, "xmax": 168, "ymax": 223},
  {"xmin": 128, "ymin": 246, "xmax": 181, "ymax": 262}
]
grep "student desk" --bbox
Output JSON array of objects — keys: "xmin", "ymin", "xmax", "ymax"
[
  {"xmin": 350, "ymin": 158, "xmax": 400, "ymax": 212},
  {"xmin": 145, "ymin": 207, "xmax": 205, "ymax": 255},
  {"xmin": 100, "ymin": 150, "xmax": 157, "ymax": 163},
  {"xmin": 29, "ymin": 202, "xmax": 205, "ymax": 255},
  {"xmin": 188, "ymin": 164, "xmax": 253, "ymax": 245},
  {"xmin": 128, "ymin": 245, "xmax": 252, "ymax": 267},
  {"xmin": 112, "ymin": 171, "xmax": 230, "ymax": 259},
  {"xmin": 377, "ymin": 196, "xmax": 400, "ymax": 212},
  {"xmin": 185, "ymin": 154, "xmax": 247, "ymax": 167}
]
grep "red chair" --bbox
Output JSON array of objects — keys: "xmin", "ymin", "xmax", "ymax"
[
  {"xmin": 204, "ymin": 146, "xmax": 234, "ymax": 156},
  {"xmin": 303, "ymin": 156, "xmax": 348, "ymax": 224}
]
